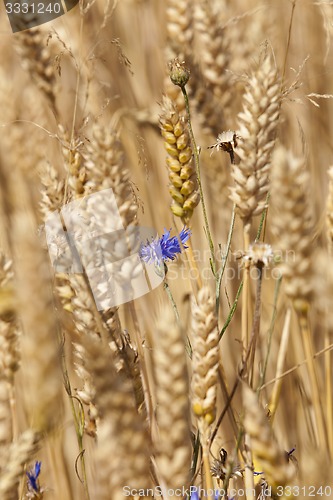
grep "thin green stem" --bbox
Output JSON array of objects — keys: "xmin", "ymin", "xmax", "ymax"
[
  {"xmin": 61, "ymin": 346, "xmax": 90, "ymax": 500},
  {"xmin": 216, "ymin": 204, "xmax": 236, "ymax": 315},
  {"xmin": 181, "ymin": 86, "xmax": 216, "ymax": 276},
  {"xmin": 219, "ymin": 281, "xmax": 243, "ymax": 340},
  {"xmin": 255, "ymin": 193, "xmax": 270, "ymax": 242},
  {"xmin": 163, "ymin": 279, "xmax": 192, "ymax": 358},
  {"xmin": 282, "ymin": 0, "xmax": 297, "ymax": 86},
  {"xmin": 257, "ymin": 275, "xmax": 282, "ymax": 391}
]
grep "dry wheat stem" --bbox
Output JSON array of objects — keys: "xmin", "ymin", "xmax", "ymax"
[
  {"xmin": 297, "ymin": 308, "xmax": 327, "ymax": 449},
  {"xmin": 268, "ymin": 307, "xmax": 292, "ymax": 422},
  {"xmin": 325, "ymin": 167, "xmax": 333, "ymax": 457}
]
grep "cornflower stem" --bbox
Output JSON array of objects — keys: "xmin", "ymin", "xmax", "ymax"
[
  {"xmin": 219, "ymin": 281, "xmax": 243, "ymax": 340},
  {"xmin": 60, "ymin": 335, "xmax": 90, "ymax": 500},
  {"xmin": 216, "ymin": 204, "xmax": 236, "ymax": 316},
  {"xmin": 186, "ymin": 235, "xmax": 203, "ymax": 291},
  {"xmin": 189, "ymin": 431, "xmax": 201, "ymax": 487},
  {"xmin": 163, "ymin": 279, "xmax": 180, "ymax": 322},
  {"xmin": 248, "ymin": 264, "xmax": 264, "ymax": 387},
  {"xmin": 241, "ymin": 222, "xmax": 251, "ymax": 360},
  {"xmin": 163, "ymin": 279, "xmax": 193, "ymax": 358},
  {"xmin": 181, "ymin": 85, "xmax": 216, "ymax": 277},
  {"xmin": 268, "ymin": 306, "xmax": 291, "ymax": 423},
  {"xmin": 128, "ymin": 300, "xmax": 154, "ymax": 422},
  {"xmin": 295, "ymin": 303, "xmax": 327, "ymax": 448},
  {"xmin": 257, "ymin": 276, "xmax": 282, "ymax": 390}
]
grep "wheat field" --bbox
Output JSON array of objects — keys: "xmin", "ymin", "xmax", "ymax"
[{"xmin": 0, "ymin": 0, "xmax": 333, "ymax": 499}]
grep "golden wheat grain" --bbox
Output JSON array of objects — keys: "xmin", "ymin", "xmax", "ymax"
[
  {"xmin": 58, "ymin": 125, "xmax": 86, "ymax": 199},
  {"xmin": 160, "ymin": 95, "xmax": 200, "ymax": 223},
  {"xmin": 191, "ymin": 286, "xmax": 219, "ymax": 435},
  {"xmin": 39, "ymin": 162, "xmax": 65, "ymax": 217}
]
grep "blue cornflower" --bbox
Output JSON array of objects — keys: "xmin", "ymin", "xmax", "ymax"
[
  {"xmin": 190, "ymin": 490, "xmax": 220, "ymax": 500},
  {"xmin": 139, "ymin": 227, "xmax": 191, "ymax": 265},
  {"xmin": 26, "ymin": 461, "xmax": 41, "ymax": 494}
]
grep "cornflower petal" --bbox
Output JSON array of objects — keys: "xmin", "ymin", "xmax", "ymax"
[
  {"xmin": 139, "ymin": 227, "xmax": 191, "ymax": 265},
  {"xmin": 26, "ymin": 461, "xmax": 41, "ymax": 492}
]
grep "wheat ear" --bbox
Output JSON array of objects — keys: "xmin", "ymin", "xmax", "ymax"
[
  {"xmin": 83, "ymin": 333, "xmax": 152, "ymax": 499},
  {"xmin": 0, "ymin": 429, "xmax": 39, "ymax": 500},
  {"xmin": 11, "ymin": 173, "xmax": 63, "ymax": 433},
  {"xmin": 193, "ymin": 0, "xmax": 231, "ymax": 106},
  {"xmin": 154, "ymin": 306, "xmax": 191, "ymax": 489},
  {"xmin": 243, "ymin": 385, "xmax": 295, "ymax": 498},
  {"xmin": 191, "ymin": 286, "xmax": 219, "ymax": 495},
  {"xmin": 230, "ymin": 55, "xmax": 281, "ymax": 227},
  {"xmin": 271, "ymin": 146, "xmax": 326, "ymax": 448},
  {"xmin": 160, "ymin": 95, "xmax": 200, "ymax": 223},
  {"xmin": 230, "ymin": 54, "xmax": 280, "ymax": 355},
  {"xmin": 15, "ymin": 28, "xmax": 57, "ymax": 110}
]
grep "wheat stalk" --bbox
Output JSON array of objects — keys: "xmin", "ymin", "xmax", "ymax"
[{"xmin": 230, "ymin": 54, "xmax": 281, "ymax": 356}]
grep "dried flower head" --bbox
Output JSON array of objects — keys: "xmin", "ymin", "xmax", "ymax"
[
  {"xmin": 211, "ymin": 448, "xmax": 243, "ymax": 483},
  {"xmin": 243, "ymin": 242, "xmax": 274, "ymax": 268},
  {"xmin": 208, "ymin": 130, "xmax": 239, "ymax": 164},
  {"xmin": 169, "ymin": 58, "xmax": 190, "ymax": 88}
]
